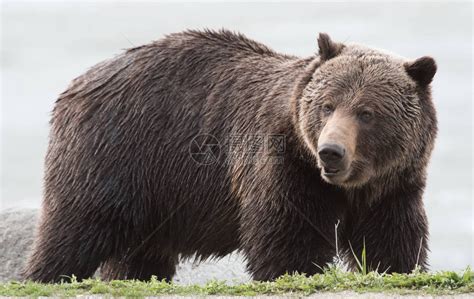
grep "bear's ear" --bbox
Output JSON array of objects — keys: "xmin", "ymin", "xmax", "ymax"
[
  {"xmin": 317, "ymin": 33, "xmax": 344, "ymax": 61},
  {"xmin": 404, "ymin": 56, "xmax": 437, "ymax": 87}
]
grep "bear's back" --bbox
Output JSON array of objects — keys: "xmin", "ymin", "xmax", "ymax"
[
  {"xmin": 51, "ymin": 29, "xmax": 301, "ymax": 148},
  {"xmin": 56, "ymin": 29, "xmax": 289, "ymax": 106}
]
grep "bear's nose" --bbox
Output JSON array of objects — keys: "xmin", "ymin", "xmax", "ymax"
[{"xmin": 318, "ymin": 143, "xmax": 345, "ymax": 163}]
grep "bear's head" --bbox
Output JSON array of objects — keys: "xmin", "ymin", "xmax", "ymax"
[{"xmin": 294, "ymin": 33, "xmax": 438, "ymax": 189}]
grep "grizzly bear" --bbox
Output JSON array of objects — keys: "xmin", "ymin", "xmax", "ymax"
[{"xmin": 23, "ymin": 29, "xmax": 437, "ymax": 282}]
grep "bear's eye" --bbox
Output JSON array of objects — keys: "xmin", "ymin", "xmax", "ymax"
[
  {"xmin": 359, "ymin": 110, "xmax": 374, "ymax": 123},
  {"xmin": 322, "ymin": 103, "xmax": 334, "ymax": 116}
]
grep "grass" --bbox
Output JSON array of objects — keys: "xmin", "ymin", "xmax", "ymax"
[{"xmin": 1, "ymin": 267, "xmax": 473, "ymax": 297}]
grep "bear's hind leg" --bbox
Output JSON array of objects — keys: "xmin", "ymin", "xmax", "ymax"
[
  {"xmin": 23, "ymin": 210, "xmax": 108, "ymax": 282},
  {"xmin": 100, "ymin": 253, "xmax": 178, "ymax": 281}
]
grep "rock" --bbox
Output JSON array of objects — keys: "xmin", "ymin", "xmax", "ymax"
[{"xmin": 0, "ymin": 209, "xmax": 38, "ymax": 282}]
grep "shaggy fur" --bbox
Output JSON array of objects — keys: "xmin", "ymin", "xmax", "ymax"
[{"xmin": 23, "ymin": 29, "xmax": 437, "ymax": 282}]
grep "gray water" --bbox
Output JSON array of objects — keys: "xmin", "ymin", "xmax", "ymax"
[{"xmin": 1, "ymin": 1, "xmax": 472, "ymax": 273}]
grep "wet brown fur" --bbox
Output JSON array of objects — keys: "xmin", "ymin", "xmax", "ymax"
[{"xmin": 23, "ymin": 29, "xmax": 437, "ymax": 282}]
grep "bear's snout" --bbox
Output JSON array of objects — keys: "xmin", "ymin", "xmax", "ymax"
[
  {"xmin": 318, "ymin": 143, "xmax": 345, "ymax": 166},
  {"xmin": 317, "ymin": 143, "xmax": 348, "ymax": 179},
  {"xmin": 316, "ymin": 111, "xmax": 358, "ymax": 185}
]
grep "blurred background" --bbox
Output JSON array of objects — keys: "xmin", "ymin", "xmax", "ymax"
[{"xmin": 1, "ymin": 0, "xmax": 472, "ymax": 277}]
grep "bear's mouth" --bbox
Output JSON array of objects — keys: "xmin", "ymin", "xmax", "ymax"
[
  {"xmin": 321, "ymin": 166, "xmax": 351, "ymax": 185},
  {"xmin": 323, "ymin": 167, "xmax": 340, "ymax": 177}
]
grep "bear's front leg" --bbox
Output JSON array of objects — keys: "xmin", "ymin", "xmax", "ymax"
[
  {"xmin": 238, "ymin": 163, "xmax": 345, "ymax": 281},
  {"xmin": 240, "ymin": 199, "xmax": 336, "ymax": 280},
  {"xmin": 342, "ymin": 183, "xmax": 429, "ymax": 274}
]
